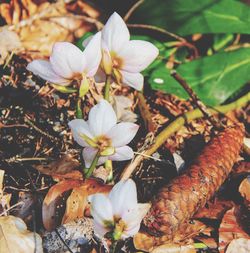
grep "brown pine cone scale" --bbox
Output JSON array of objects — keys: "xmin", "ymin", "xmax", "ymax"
[{"xmin": 143, "ymin": 124, "xmax": 244, "ymax": 237}]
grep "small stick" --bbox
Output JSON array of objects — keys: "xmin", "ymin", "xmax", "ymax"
[
  {"xmin": 137, "ymin": 92, "xmax": 156, "ymax": 132},
  {"xmin": 124, "ymin": 0, "xmax": 145, "ymax": 22},
  {"xmin": 171, "ymin": 70, "xmax": 222, "ymax": 130}
]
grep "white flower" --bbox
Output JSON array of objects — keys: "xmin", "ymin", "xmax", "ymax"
[
  {"xmin": 68, "ymin": 99, "xmax": 139, "ymax": 167},
  {"xmin": 89, "ymin": 179, "xmax": 148, "ymax": 239},
  {"xmin": 27, "ymin": 32, "xmax": 102, "ymax": 86},
  {"xmin": 100, "ymin": 12, "xmax": 159, "ymax": 90}
]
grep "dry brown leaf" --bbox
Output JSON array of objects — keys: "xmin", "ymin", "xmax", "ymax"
[
  {"xmin": 226, "ymin": 238, "xmax": 250, "ymax": 253},
  {"xmin": 62, "ymin": 180, "xmax": 111, "ymax": 224},
  {"xmin": 219, "ymin": 207, "xmax": 250, "ymax": 253},
  {"xmin": 43, "ymin": 178, "xmax": 112, "ymax": 231},
  {"xmin": 34, "ymin": 154, "xmax": 80, "ymax": 176},
  {"xmin": 0, "ymin": 215, "xmax": 43, "ymax": 253},
  {"xmin": 1, "ymin": 1, "xmax": 99, "ymax": 55},
  {"xmin": 0, "ymin": 29, "xmax": 22, "ymax": 64},
  {"xmin": 151, "ymin": 243, "xmax": 196, "ymax": 253},
  {"xmin": 42, "ymin": 179, "xmax": 83, "ymax": 231},
  {"xmin": 239, "ymin": 178, "xmax": 250, "ymax": 202}
]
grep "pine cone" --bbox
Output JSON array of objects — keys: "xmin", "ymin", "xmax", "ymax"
[{"xmin": 143, "ymin": 124, "xmax": 244, "ymax": 237}]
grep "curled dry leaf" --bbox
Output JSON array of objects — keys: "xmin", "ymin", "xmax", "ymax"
[
  {"xmin": 34, "ymin": 154, "xmax": 80, "ymax": 176},
  {"xmin": 239, "ymin": 177, "xmax": 250, "ymax": 203},
  {"xmin": 151, "ymin": 243, "xmax": 196, "ymax": 253},
  {"xmin": 42, "ymin": 179, "xmax": 83, "ymax": 231},
  {"xmin": 219, "ymin": 207, "xmax": 250, "ymax": 253},
  {"xmin": 62, "ymin": 180, "xmax": 111, "ymax": 224},
  {"xmin": 0, "ymin": 215, "xmax": 43, "ymax": 253},
  {"xmin": 226, "ymin": 238, "xmax": 250, "ymax": 253},
  {"xmin": 43, "ymin": 179, "xmax": 112, "ymax": 231}
]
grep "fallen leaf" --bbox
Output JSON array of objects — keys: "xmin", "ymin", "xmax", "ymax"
[
  {"xmin": 0, "ymin": 215, "xmax": 43, "ymax": 253},
  {"xmin": 239, "ymin": 177, "xmax": 250, "ymax": 203},
  {"xmin": 34, "ymin": 154, "xmax": 80, "ymax": 176},
  {"xmin": 226, "ymin": 238, "xmax": 250, "ymax": 253},
  {"xmin": 151, "ymin": 243, "xmax": 196, "ymax": 253},
  {"xmin": 219, "ymin": 207, "xmax": 250, "ymax": 252},
  {"xmin": 62, "ymin": 180, "xmax": 111, "ymax": 224},
  {"xmin": 0, "ymin": 29, "xmax": 22, "ymax": 64},
  {"xmin": 42, "ymin": 179, "xmax": 83, "ymax": 231}
]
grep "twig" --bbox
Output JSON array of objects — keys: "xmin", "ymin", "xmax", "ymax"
[
  {"xmin": 121, "ymin": 92, "xmax": 250, "ymax": 180},
  {"xmin": 137, "ymin": 92, "xmax": 156, "ymax": 132},
  {"xmin": 171, "ymin": 70, "xmax": 222, "ymax": 130},
  {"xmin": 124, "ymin": 0, "xmax": 145, "ymax": 22},
  {"xmin": 0, "ymin": 202, "xmax": 24, "ymax": 216},
  {"xmin": 5, "ymin": 157, "xmax": 48, "ymax": 163},
  {"xmin": 127, "ymin": 23, "xmax": 185, "ymax": 42},
  {"xmin": 24, "ymin": 115, "xmax": 59, "ymax": 141}
]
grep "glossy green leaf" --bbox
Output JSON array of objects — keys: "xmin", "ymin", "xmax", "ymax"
[
  {"xmin": 131, "ymin": 0, "xmax": 250, "ymax": 35},
  {"xmin": 149, "ymin": 48, "xmax": 250, "ymax": 105}
]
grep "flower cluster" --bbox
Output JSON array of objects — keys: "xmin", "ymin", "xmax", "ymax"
[
  {"xmin": 27, "ymin": 12, "xmax": 159, "ymax": 91},
  {"xmin": 27, "ymin": 12, "xmax": 157, "ymax": 245}
]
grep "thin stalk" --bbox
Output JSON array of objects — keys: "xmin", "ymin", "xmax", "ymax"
[
  {"xmin": 85, "ymin": 151, "xmax": 100, "ymax": 178},
  {"xmin": 76, "ymin": 98, "xmax": 83, "ymax": 119},
  {"xmin": 104, "ymin": 75, "xmax": 112, "ymax": 101},
  {"xmin": 171, "ymin": 70, "xmax": 222, "ymax": 130},
  {"xmin": 110, "ymin": 240, "xmax": 118, "ymax": 253},
  {"xmin": 121, "ymin": 92, "xmax": 250, "ymax": 180}
]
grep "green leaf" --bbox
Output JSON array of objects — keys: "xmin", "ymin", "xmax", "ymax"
[
  {"xmin": 149, "ymin": 48, "xmax": 250, "ymax": 105},
  {"xmin": 131, "ymin": 0, "xmax": 250, "ymax": 35},
  {"xmin": 76, "ymin": 32, "xmax": 93, "ymax": 50},
  {"xmin": 51, "ymin": 84, "xmax": 77, "ymax": 94}
]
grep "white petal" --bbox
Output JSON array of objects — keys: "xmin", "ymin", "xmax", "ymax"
[
  {"xmin": 82, "ymin": 35, "xmax": 93, "ymax": 48},
  {"xmin": 121, "ymin": 223, "xmax": 140, "ymax": 239},
  {"xmin": 120, "ymin": 71, "xmax": 144, "ymax": 90},
  {"xmin": 93, "ymin": 221, "xmax": 110, "ymax": 238},
  {"xmin": 27, "ymin": 60, "xmax": 69, "ymax": 85},
  {"xmin": 82, "ymin": 147, "xmax": 98, "ymax": 168},
  {"xmin": 119, "ymin": 40, "xmax": 159, "ymax": 72},
  {"xmin": 107, "ymin": 122, "xmax": 139, "ymax": 147},
  {"xmin": 82, "ymin": 147, "xmax": 108, "ymax": 167},
  {"xmin": 88, "ymin": 100, "xmax": 117, "ymax": 136},
  {"xmin": 82, "ymin": 32, "xmax": 102, "ymax": 77},
  {"xmin": 109, "ymin": 179, "xmax": 137, "ymax": 217},
  {"xmin": 68, "ymin": 119, "xmax": 93, "ymax": 147},
  {"xmin": 109, "ymin": 146, "xmax": 134, "ymax": 162},
  {"xmin": 102, "ymin": 12, "xmax": 130, "ymax": 53},
  {"xmin": 50, "ymin": 42, "xmax": 86, "ymax": 79},
  {"xmin": 90, "ymin": 193, "xmax": 114, "ymax": 228}
]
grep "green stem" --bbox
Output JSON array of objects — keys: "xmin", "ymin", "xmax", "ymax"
[
  {"xmin": 104, "ymin": 75, "xmax": 111, "ymax": 101},
  {"xmin": 76, "ymin": 98, "xmax": 83, "ymax": 119},
  {"xmin": 110, "ymin": 240, "xmax": 118, "ymax": 253},
  {"xmin": 121, "ymin": 92, "xmax": 250, "ymax": 180},
  {"xmin": 85, "ymin": 151, "xmax": 100, "ymax": 178}
]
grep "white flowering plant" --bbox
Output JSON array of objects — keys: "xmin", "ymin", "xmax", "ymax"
[{"xmin": 26, "ymin": 11, "xmax": 159, "ymax": 252}]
